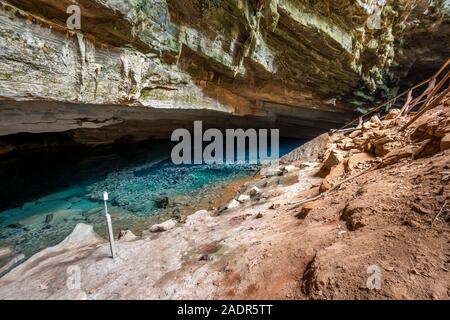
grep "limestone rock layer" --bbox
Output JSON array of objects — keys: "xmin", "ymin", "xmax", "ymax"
[{"xmin": 0, "ymin": 0, "xmax": 449, "ymax": 143}]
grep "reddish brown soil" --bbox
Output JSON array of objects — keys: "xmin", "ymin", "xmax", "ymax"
[
  {"xmin": 217, "ymin": 150, "xmax": 449, "ymax": 300},
  {"xmin": 215, "ymin": 97, "xmax": 450, "ymax": 300}
]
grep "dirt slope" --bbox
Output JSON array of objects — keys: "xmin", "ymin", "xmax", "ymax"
[{"xmin": 0, "ymin": 94, "xmax": 449, "ymax": 300}]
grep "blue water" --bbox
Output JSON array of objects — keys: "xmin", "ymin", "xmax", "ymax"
[{"xmin": 0, "ymin": 138, "xmax": 303, "ymax": 258}]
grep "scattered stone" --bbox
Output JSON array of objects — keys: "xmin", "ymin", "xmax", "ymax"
[
  {"xmin": 322, "ymin": 149, "xmax": 346, "ymax": 170},
  {"xmin": 344, "ymin": 153, "xmax": 375, "ymax": 173},
  {"xmin": 226, "ymin": 199, "xmax": 240, "ymax": 210},
  {"xmin": 237, "ymin": 194, "xmax": 251, "ymax": 203},
  {"xmin": 320, "ymin": 161, "xmax": 346, "ymax": 193},
  {"xmin": 150, "ymin": 219, "xmax": 177, "ymax": 232},
  {"xmin": 261, "ymin": 167, "xmax": 283, "ymax": 177},
  {"xmin": 385, "ymin": 108, "xmax": 401, "ymax": 120},
  {"xmin": 382, "ymin": 146, "xmax": 414, "ymax": 166},
  {"xmin": 215, "ymin": 205, "xmax": 228, "ymax": 215},
  {"xmin": 248, "ymin": 186, "xmax": 261, "ymax": 197},
  {"xmin": 348, "ymin": 130, "xmax": 362, "ymax": 138},
  {"xmin": 255, "ymin": 212, "xmax": 263, "ymax": 219},
  {"xmin": 118, "ymin": 230, "xmax": 137, "ymax": 241},
  {"xmin": 370, "ymin": 115, "xmax": 382, "ymax": 125},
  {"xmin": 283, "ymin": 165, "xmax": 298, "ymax": 173},
  {"xmin": 362, "ymin": 121, "xmax": 372, "ymax": 129},
  {"xmin": 270, "ymin": 200, "xmax": 286, "ymax": 209}
]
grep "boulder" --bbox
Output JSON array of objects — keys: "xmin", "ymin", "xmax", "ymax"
[
  {"xmin": 352, "ymin": 136, "xmax": 368, "ymax": 147},
  {"xmin": 150, "ymin": 219, "xmax": 177, "ymax": 232},
  {"xmin": 226, "ymin": 199, "xmax": 240, "ymax": 209}
]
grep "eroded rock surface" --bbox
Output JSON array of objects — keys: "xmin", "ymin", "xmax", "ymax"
[{"xmin": 0, "ymin": 0, "xmax": 449, "ymax": 147}]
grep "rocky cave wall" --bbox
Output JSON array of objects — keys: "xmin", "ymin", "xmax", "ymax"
[{"xmin": 0, "ymin": 0, "xmax": 449, "ymax": 151}]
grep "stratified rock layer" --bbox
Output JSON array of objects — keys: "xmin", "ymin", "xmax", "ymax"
[{"xmin": 0, "ymin": 0, "xmax": 449, "ymax": 143}]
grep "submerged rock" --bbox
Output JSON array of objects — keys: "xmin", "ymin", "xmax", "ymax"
[{"xmin": 154, "ymin": 196, "xmax": 169, "ymax": 209}]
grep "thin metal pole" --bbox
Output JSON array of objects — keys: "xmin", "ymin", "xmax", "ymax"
[{"xmin": 103, "ymin": 192, "xmax": 116, "ymax": 259}]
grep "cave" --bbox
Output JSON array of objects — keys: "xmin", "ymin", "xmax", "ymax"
[{"xmin": 0, "ymin": 0, "xmax": 449, "ymax": 301}]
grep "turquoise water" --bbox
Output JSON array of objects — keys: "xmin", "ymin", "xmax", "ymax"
[{"xmin": 0, "ymin": 139, "xmax": 303, "ymax": 258}]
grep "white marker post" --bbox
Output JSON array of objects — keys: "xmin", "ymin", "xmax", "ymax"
[{"xmin": 103, "ymin": 192, "xmax": 117, "ymax": 259}]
